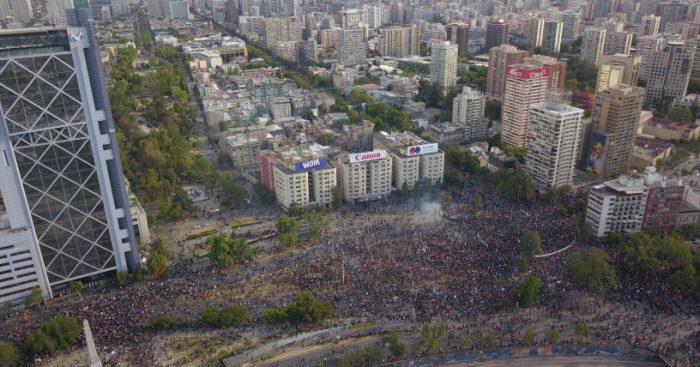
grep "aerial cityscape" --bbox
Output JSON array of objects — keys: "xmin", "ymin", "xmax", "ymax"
[{"xmin": 0, "ymin": 0, "xmax": 699, "ymax": 366}]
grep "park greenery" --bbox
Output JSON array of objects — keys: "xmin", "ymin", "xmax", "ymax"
[
  {"xmin": 382, "ymin": 331, "xmax": 405, "ymax": 359},
  {"xmin": 567, "ymin": 250, "xmax": 617, "ymax": 295},
  {"xmin": 327, "ymin": 90, "xmax": 417, "ymax": 132},
  {"xmin": 420, "ymin": 323, "xmax": 446, "ymax": 354},
  {"xmin": 149, "ymin": 314, "xmax": 186, "ymax": 330},
  {"xmin": 277, "ymin": 215, "xmax": 300, "ymax": 246},
  {"xmin": 200, "ymin": 304, "xmax": 248, "ymax": 328},
  {"xmin": 24, "ymin": 316, "xmax": 80, "ymax": 355},
  {"xmin": 565, "ymin": 58, "xmax": 598, "ymax": 92},
  {"xmin": 109, "ymin": 45, "xmax": 212, "ymax": 221},
  {"xmin": 519, "ymin": 231, "xmax": 543, "ymax": 270},
  {"xmin": 260, "ymin": 292, "xmax": 334, "ymax": 325},
  {"xmin": 207, "ymin": 233, "xmax": 253, "ymax": 268},
  {"xmin": 516, "ymin": 276, "xmax": 542, "ymax": 307},
  {"xmin": 0, "ymin": 342, "xmax": 20, "ymax": 367},
  {"xmin": 337, "ymin": 346, "xmax": 380, "ymax": 367},
  {"xmin": 619, "ymin": 232, "xmax": 699, "ymax": 297}
]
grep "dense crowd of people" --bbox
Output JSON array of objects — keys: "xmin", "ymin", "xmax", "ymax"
[{"xmin": 0, "ymin": 174, "xmax": 698, "ymax": 366}]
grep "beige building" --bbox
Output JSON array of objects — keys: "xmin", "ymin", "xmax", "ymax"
[
  {"xmin": 374, "ymin": 131, "xmax": 445, "ymax": 190},
  {"xmin": 596, "ymin": 62, "xmax": 623, "ymax": 92},
  {"xmin": 581, "ymin": 27, "xmax": 606, "ymax": 65},
  {"xmin": 486, "ymin": 45, "xmax": 528, "ymax": 101},
  {"xmin": 600, "ymin": 54, "xmax": 641, "ymax": 86},
  {"xmin": 430, "ymin": 41, "xmax": 458, "ymax": 94},
  {"xmin": 378, "ymin": 24, "xmax": 420, "ymax": 57},
  {"xmin": 586, "ymin": 86, "xmax": 645, "ymax": 179},
  {"xmin": 337, "ymin": 150, "xmax": 392, "ymax": 202},
  {"xmin": 501, "ymin": 63, "xmax": 550, "ymax": 148},
  {"xmin": 273, "ymin": 160, "xmax": 336, "ymax": 210}
]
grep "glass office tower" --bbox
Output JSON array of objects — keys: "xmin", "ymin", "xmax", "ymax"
[{"xmin": 0, "ymin": 9, "xmax": 139, "ymax": 304}]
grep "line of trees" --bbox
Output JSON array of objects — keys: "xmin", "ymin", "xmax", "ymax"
[{"xmin": 260, "ymin": 292, "xmax": 334, "ymax": 325}]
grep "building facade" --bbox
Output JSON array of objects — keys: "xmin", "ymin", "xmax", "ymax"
[
  {"xmin": 0, "ymin": 24, "xmax": 139, "ymax": 304},
  {"xmin": 337, "ymin": 150, "xmax": 392, "ymax": 202},
  {"xmin": 500, "ymin": 64, "xmax": 550, "ymax": 147},
  {"xmin": 430, "ymin": 41, "xmax": 458, "ymax": 94},
  {"xmin": 338, "ymin": 28, "xmax": 367, "ymax": 66},
  {"xmin": 485, "ymin": 18, "xmax": 509, "ymax": 51},
  {"xmin": 452, "ymin": 86, "xmax": 487, "ymax": 141},
  {"xmin": 644, "ymin": 40, "xmax": 695, "ymax": 109},
  {"xmin": 525, "ymin": 101, "xmax": 584, "ymax": 192},
  {"xmin": 541, "ymin": 20, "xmax": 563, "ymax": 55},
  {"xmin": 486, "ymin": 44, "xmax": 528, "ymax": 101},
  {"xmin": 446, "ymin": 23, "xmax": 470, "ymax": 59},
  {"xmin": 581, "ymin": 27, "xmax": 606, "ymax": 66}
]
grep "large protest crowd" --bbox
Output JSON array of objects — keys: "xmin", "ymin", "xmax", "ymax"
[{"xmin": 0, "ymin": 175, "xmax": 698, "ymax": 366}]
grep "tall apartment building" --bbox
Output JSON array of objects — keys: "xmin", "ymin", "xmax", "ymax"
[
  {"xmin": 596, "ymin": 63, "xmax": 624, "ymax": 91},
  {"xmin": 637, "ymin": 35, "xmax": 663, "ymax": 82},
  {"xmin": 644, "ymin": 40, "xmax": 695, "ymax": 109},
  {"xmin": 47, "ymin": 0, "xmax": 75, "ymax": 24},
  {"xmin": 541, "ymin": 20, "xmax": 563, "ymax": 55},
  {"xmin": 338, "ymin": 28, "xmax": 367, "ymax": 66},
  {"xmin": 430, "ymin": 41, "xmax": 458, "ymax": 94},
  {"xmin": 485, "ymin": 18, "xmax": 509, "ymax": 51},
  {"xmin": 657, "ymin": 1, "xmax": 689, "ymax": 32},
  {"xmin": 586, "ymin": 86, "xmax": 645, "ymax": 179},
  {"xmin": 295, "ymin": 40, "xmax": 317, "ymax": 66},
  {"xmin": 560, "ymin": 10, "xmax": 581, "ymax": 42},
  {"xmin": 446, "ymin": 23, "xmax": 470, "ymax": 59},
  {"xmin": 452, "ymin": 87, "xmax": 487, "ymax": 141},
  {"xmin": 0, "ymin": 24, "xmax": 139, "ymax": 304},
  {"xmin": 263, "ymin": 17, "xmax": 303, "ymax": 46},
  {"xmin": 339, "ymin": 9, "xmax": 363, "ymax": 29},
  {"xmin": 373, "ymin": 132, "xmax": 445, "ymax": 190},
  {"xmin": 110, "ymin": 0, "xmax": 129, "ymax": 17},
  {"xmin": 525, "ymin": 101, "xmax": 584, "ymax": 192},
  {"xmin": 486, "ymin": 44, "xmax": 528, "ymax": 101},
  {"xmin": 379, "ymin": 25, "xmax": 419, "ymax": 57},
  {"xmin": 640, "ymin": 15, "xmax": 661, "ymax": 36},
  {"xmin": 600, "ymin": 53, "xmax": 641, "ymax": 86},
  {"xmin": 273, "ymin": 159, "xmax": 336, "ymax": 211},
  {"xmin": 525, "ymin": 55, "xmax": 567, "ymax": 91},
  {"xmin": 523, "ymin": 17, "xmax": 544, "ymax": 48},
  {"xmin": 500, "ymin": 64, "xmax": 550, "ymax": 148},
  {"xmin": 2, "ymin": 0, "xmax": 33, "ymax": 22},
  {"xmin": 581, "ymin": 27, "xmax": 606, "ymax": 65},
  {"xmin": 337, "ymin": 150, "xmax": 392, "ymax": 202},
  {"xmin": 604, "ymin": 32, "xmax": 632, "ymax": 55},
  {"xmin": 586, "ymin": 167, "xmax": 685, "ymax": 237}
]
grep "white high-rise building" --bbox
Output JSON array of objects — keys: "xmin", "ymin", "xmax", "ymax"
[
  {"xmin": 452, "ymin": 87, "xmax": 487, "ymax": 141},
  {"xmin": 430, "ymin": 41, "xmax": 458, "ymax": 94},
  {"xmin": 47, "ymin": 0, "xmax": 74, "ymax": 24},
  {"xmin": 637, "ymin": 35, "xmax": 663, "ymax": 82},
  {"xmin": 645, "ymin": 40, "xmax": 695, "ymax": 108},
  {"xmin": 525, "ymin": 100, "xmax": 584, "ymax": 192},
  {"xmin": 581, "ymin": 27, "xmax": 606, "ymax": 65},
  {"xmin": 338, "ymin": 28, "xmax": 367, "ymax": 66}
]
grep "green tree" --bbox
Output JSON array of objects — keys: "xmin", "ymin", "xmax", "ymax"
[
  {"xmin": 331, "ymin": 185, "xmax": 344, "ymax": 209},
  {"xmin": 382, "ymin": 331, "xmax": 405, "ymax": 358},
  {"xmin": 149, "ymin": 314, "xmax": 185, "ymax": 330},
  {"xmin": 67, "ymin": 281, "xmax": 84, "ymax": 294},
  {"xmin": 485, "ymin": 100, "xmax": 502, "ymax": 121},
  {"xmin": 201, "ymin": 307, "xmax": 221, "ymax": 326},
  {"xmin": 26, "ymin": 287, "xmax": 43, "ymax": 307},
  {"xmin": 519, "ymin": 230, "xmax": 543, "ymax": 269},
  {"xmin": 544, "ymin": 327, "xmax": 560, "ymax": 343},
  {"xmin": 116, "ymin": 271, "xmax": 129, "ymax": 286},
  {"xmin": 516, "ymin": 276, "xmax": 542, "ymax": 307},
  {"xmin": 147, "ymin": 251, "xmax": 168, "ymax": 276},
  {"xmin": 657, "ymin": 234, "xmax": 693, "ymax": 270},
  {"xmin": 522, "ymin": 328, "xmax": 535, "ymax": 344},
  {"xmin": 260, "ymin": 308, "xmax": 288, "ymax": 324},
  {"xmin": 668, "ymin": 107, "xmax": 695, "ymax": 123},
  {"xmin": 207, "ymin": 233, "xmax": 252, "ymax": 268},
  {"xmin": 620, "ymin": 232, "xmax": 657, "ymax": 275},
  {"xmin": 481, "ymin": 331, "xmax": 499, "ymax": 348},
  {"xmin": 25, "ymin": 316, "xmax": 80, "ymax": 355},
  {"xmin": 574, "ymin": 323, "xmax": 592, "ymax": 340},
  {"xmin": 420, "ymin": 324, "xmax": 446, "ymax": 354},
  {"xmin": 572, "ymin": 212, "xmax": 592, "ymax": 242},
  {"xmin": 443, "ymin": 170, "xmax": 460, "ymax": 187},
  {"xmin": 277, "ymin": 215, "xmax": 299, "ymax": 234},
  {"xmin": 669, "ymin": 265, "xmax": 697, "ymax": 296},
  {"xmin": 567, "ymin": 250, "xmax": 617, "ymax": 294},
  {"xmin": 289, "ymin": 202, "xmax": 302, "ymax": 216},
  {"xmin": 318, "ymin": 133, "xmax": 335, "ymax": 145},
  {"xmin": 0, "ymin": 342, "xmax": 20, "ymax": 367},
  {"xmin": 286, "ymin": 292, "xmax": 334, "ymax": 324},
  {"xmin": 219, "ymin": 304, "xmax": 249, "ymax": 326}
]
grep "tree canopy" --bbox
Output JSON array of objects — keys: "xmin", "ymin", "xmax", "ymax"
[
  {"xmin": 516, "ymin": 276, "xmax": 541, "ymax": 307},
  {"xmin": 25, "ymin": 316, "xmax": 80, "ymax": 355},
  {"xmin": 567, "ymin": 250, "xmax": 617, "ymax": 294},
  {"xmin": 260, "ymin": 292, "xmax": 333, "ymax": 325},
  {"xmin": 207, "ymin": 233, "xmax": 252, "ymax": 268}
]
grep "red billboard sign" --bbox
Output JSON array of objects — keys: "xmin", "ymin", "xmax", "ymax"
[{"xmin": 506, "ymin": 65, "xmax": 550, "ymax": 80}]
